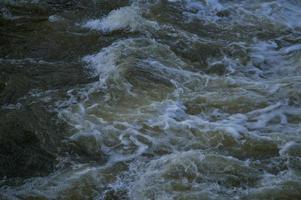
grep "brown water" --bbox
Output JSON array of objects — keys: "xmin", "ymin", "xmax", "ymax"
[{"xmin": 1, "ymin": 0, "xmax": 301, "ymax": 199}]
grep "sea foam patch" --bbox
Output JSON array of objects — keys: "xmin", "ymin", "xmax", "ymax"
[{"xmin": 83, "ymin": 6, "xmax": 159, "ymax": 33}]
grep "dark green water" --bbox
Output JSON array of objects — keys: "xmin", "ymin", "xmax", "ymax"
[{"xmin": 0, "ymin": 0, "xmax": 301, "ymax": 199}]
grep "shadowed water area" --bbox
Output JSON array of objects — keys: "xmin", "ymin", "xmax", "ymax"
[{"xmin": 0, "ymin": 0, "xmax": 301, "ymax": 199}]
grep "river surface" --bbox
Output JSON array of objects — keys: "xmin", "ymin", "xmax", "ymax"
[{"xmin": 0, "ymin": 0, "xmax": 301, "ymax": 199}]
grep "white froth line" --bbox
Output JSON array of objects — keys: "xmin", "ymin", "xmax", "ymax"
[
  {"xmin": 281, "ymin": 44, "xmax": 301, "ymax": 54},
  {"xmin": 279, "ymin": 141, "xmax": 297, "ymax": 156}
]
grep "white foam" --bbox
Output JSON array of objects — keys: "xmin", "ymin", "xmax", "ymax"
[
  {"xmin": 48, "ymin": 15, "xmax": 63, "ymax": 23},
  {"xmin": 1, "ymin": 103, "xmax": 22, "ymax": 110},
  {"xmin": 281, "ymin": 44, "xmax": 301, "ymax": 54},
  {"xmin": 83, "ymin": 6, "xmax": 159, "ymax": 33},
  {"xmin": 279, "ymin": 141, "xmax": 297, "ymax": 156},
  {"xmin": 186, "ymin": 0, "xmax": 223, "ymax": 11},
  {"xmin": 180, "ymin": 0, "xmax": 301, "ymax": 29},
  {"xmin": 183, "ymin": 0, "xmax": 225, "ymax": 22},
  {"xmin": 125, "ymin": 150, "xmax": 256, "ymax": 200},
  {"xmin": 83, "ymin": 45, "xmax": 118, "ymax": 87},
  {"xmin": 256, "ymin": 0, "xmax": 301, "ymax": 28},
  {"xmin": 82, "ymin": 37, "xmax": 196, "ymax": 89},
  {"xmin": 145, "ymin": 100, "xmax": 247, "ymax": 139}
]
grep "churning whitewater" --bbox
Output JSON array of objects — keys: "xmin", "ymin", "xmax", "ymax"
[{"xmin": 0, "ymin": 0, "xmax": 301, "ymax": 199}]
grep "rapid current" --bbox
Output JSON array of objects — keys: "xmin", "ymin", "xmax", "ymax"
[{"xmin": 0, "ymin": 0, "xmax": 301, "ymax": 199}]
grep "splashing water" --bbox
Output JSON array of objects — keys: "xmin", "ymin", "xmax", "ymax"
[{"xmin": 1, "ymin": 0, "xmax": 301, "ymax": 199}]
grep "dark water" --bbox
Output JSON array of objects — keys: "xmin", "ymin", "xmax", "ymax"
[{"xmin": 0, "ymin": 0, "xmax": 301, "ymax": 199}]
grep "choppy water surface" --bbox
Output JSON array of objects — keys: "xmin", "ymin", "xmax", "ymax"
[{"xmin": 1, "ymin": 0, "xmax": 301, "ymax": 199}]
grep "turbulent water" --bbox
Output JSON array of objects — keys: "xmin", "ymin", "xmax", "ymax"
[{"xmin": 1, "ymin": 0, "xmax": 301, "ymax": 199}]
